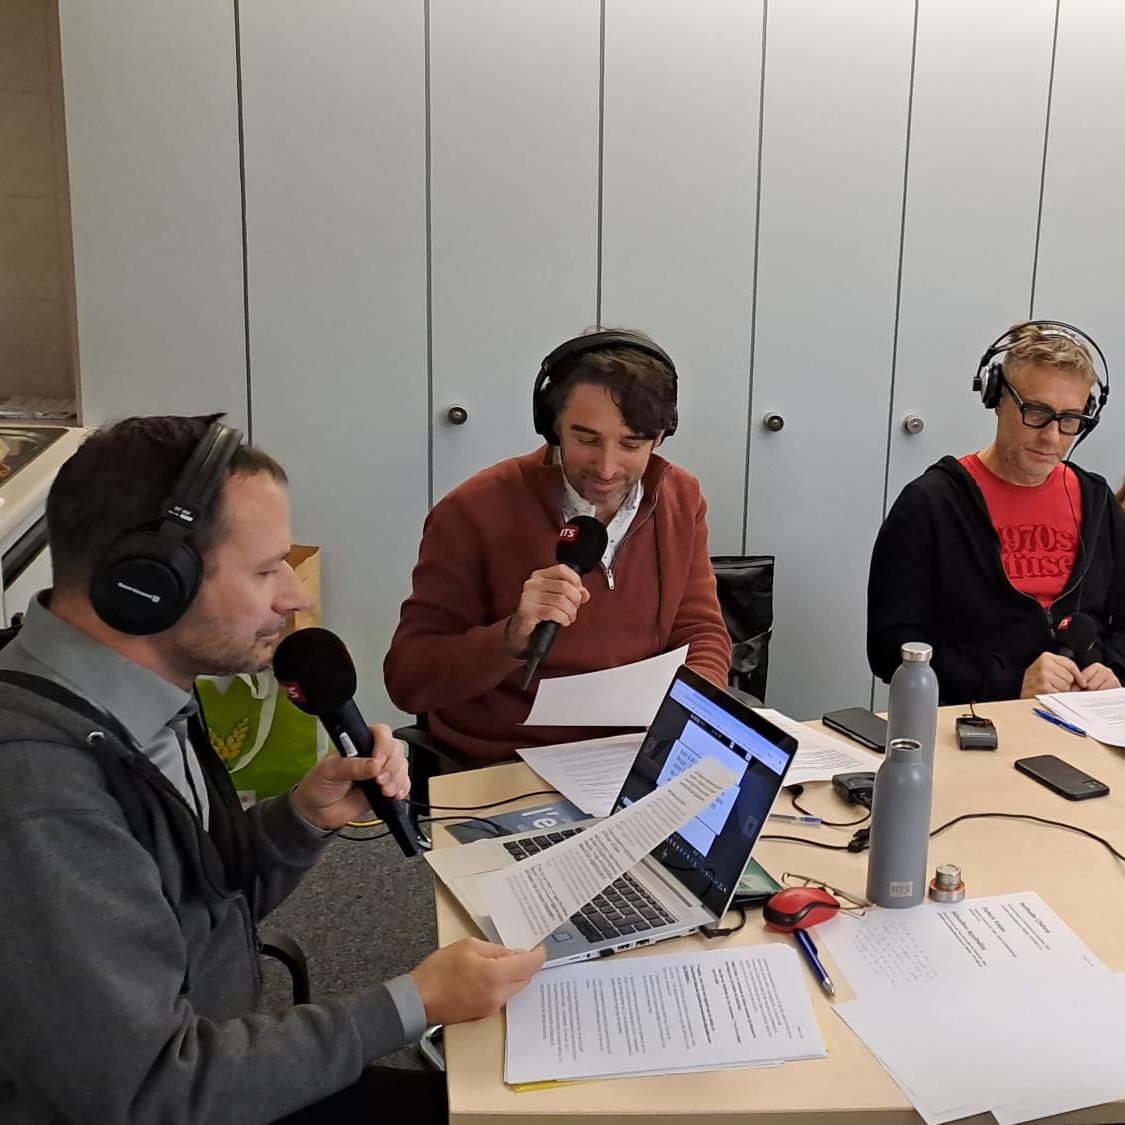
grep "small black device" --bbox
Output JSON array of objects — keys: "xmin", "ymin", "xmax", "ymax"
[
  {"xmin": 90, "ymin": 419, "xmax": 243, "ymax": 635},
  {"xmin": 533, "ymin": 329, "xmax": 678, "ymax": 445},
  {"xmin": 832, "ymin": 771, "xmax": 876, "ymax": 808},
  {"xmin": 822, "ymin": 707, "xmax": 888, "ymax": 752},
  {"xmin": 1014, "ymin": 754, "xmax": 1109, "ymax": 800},
  {"xmin": 956, "ymin": 714, "xmax": 998, "ymax": 751}
]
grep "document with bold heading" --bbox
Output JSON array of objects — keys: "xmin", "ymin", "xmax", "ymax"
[
  {"xmin": 479, "ymin": 755, "xmax": 738, "ymax": 950},
  {"xmin": 522, "ymin": 645, "xmax": 688, "ymax": 727},
  {"xmin": 516, "ymin": 733, "xmax": 646, "ymax": 817},
  {"xmin": 505, "ymin": 943, "xmax": 827, "ymax": 1084}
]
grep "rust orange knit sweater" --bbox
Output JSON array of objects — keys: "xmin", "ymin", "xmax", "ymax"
[{"xmin": 384, "ymin": 447, "xmax": 731, "ymax": 763}]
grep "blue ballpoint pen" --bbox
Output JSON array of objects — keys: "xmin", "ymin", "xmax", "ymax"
[
  {"xmin": 794, "ymin": 929, "xmax": 836, "ymax": 998},
  {"xmin": 1032, "ymin": 707, "xmax": 1086, "ymax": 737}
]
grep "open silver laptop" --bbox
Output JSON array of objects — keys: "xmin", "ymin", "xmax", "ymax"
[{"xmin": 426, "ymin": 666, "xmax": 798, "ymax": 966}]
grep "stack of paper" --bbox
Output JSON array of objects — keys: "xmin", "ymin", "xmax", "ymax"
[
  {"xmin": 818, "ymin": 892, "xmax": 1125, "ymax": 1123},
  {"xmin": 505, "ymin": 944, "xmax": 827, "ymax": 1084},
  {"xmin": 1037, "ymin": 688, "xmax": 1125, "ymax": 747},
  {"xmin": 515, "ymin": 708, "xmax": 881, "ymax": 819}
]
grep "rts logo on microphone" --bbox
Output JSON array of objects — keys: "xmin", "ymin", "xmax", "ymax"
[
  {"xmin": 1057, "ymin": 615, "xmax": 1074, "ymax": 632},
  {"xmin": 557, "ymin": 526, "xmax": 578, "ymax": 542}
]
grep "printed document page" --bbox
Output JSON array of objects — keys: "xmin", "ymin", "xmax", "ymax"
[
  {"xmin": 505, "ymin": 944, "xmax": 826, "ymax": 1084},
  {"xmin": 818, "ymin": 891, "xmax": 1105, "ymax": 994},
  {"xmin": 516, "ymin": 733, "xmax": 645, "ymax": 817},
  {"xmin": 479, "ymin": 755, "xmax": 738, "ymax": 949},
  {"xmin": 836, "ymin": 972, "xmax": 1125, "ymax": 1125},
  {"xmin": 523, "ymin": 646, "xmax": 687, "ymax": 727},
  {"xmin": 755, "ymin": 708, "xmax": 883, "ymax": 785},
  {"xmin": 1037, "ymin": 688, "xmax": 1125, "ymax": 746}
]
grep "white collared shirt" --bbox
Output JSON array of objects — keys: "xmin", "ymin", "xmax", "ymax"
[{"xmin": 559, "ymin": 463, "xmax": 644, "ymax": 572}]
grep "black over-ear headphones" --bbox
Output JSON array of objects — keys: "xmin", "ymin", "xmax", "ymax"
[
  {"xmin": 532, "ymin": 330, "xmax": 679, "ymax": 445},
  {"xmin": 90, "ymin": 420, "xmax": 244, "ymax": 635},
  {"xmin": 973, "ymin": 320, "xmax": 1110, "ymax": 436}
]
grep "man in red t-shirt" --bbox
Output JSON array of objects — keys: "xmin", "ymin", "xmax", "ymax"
[{"xmin": 868, "ymin": 322, "xmax": 1125, "ymax": 704}]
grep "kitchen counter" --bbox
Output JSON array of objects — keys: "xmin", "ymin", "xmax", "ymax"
[{"xmin": 0, "ymin": 426, "xmax": 88, "ymax": 548}]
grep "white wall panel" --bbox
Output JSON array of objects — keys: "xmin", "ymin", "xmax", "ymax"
[
  {"xmin": 240, "ymin": 0, "xmax": 427, "ymax": 719},
  {"xmin": 747, "ymin": 0, "xmax": 913, "ymax": 719},
  {"xmin": 429, "ymin": 0, "xmax": 600, "ymax": 502},
  {"xmin": 1034, "ymin": 0, "xmax": 1125, "ymax": 491},
  {"xmin": 600, "ymin": 0, "xmax": 762, "ymax": 555},
  {"xmin": 59, "ymin": 0, "xmax": 246, "ymax": 427},
  {"xmin": 886, "ymin": 0, "xmax": 1056, "ymax": 518}
]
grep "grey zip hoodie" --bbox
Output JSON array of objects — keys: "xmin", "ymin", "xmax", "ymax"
[{"xmin": 0, "ymin": 676, "xmax": 410, "ymax": 1125}]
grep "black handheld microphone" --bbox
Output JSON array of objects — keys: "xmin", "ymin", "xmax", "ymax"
[
  {"xmin": 520, "ymin": 515, "xmax": 609, "ymax": 690},
  {"xmin": 1055, "ymin": 612, "xmax": 1099, "ymax": 669},
  {"xmin": 273, "ymin": 627, "xmax": 420, "ymax": 857}
]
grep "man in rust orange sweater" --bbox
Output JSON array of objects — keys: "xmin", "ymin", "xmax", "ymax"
[{"xmin": 384, "ymin": 329, "xmax": 731, "ymax": 764}]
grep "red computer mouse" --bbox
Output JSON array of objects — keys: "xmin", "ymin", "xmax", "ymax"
[{"xmin": 763, "ymin": 887, "xmax": 841, "ymax": 932}]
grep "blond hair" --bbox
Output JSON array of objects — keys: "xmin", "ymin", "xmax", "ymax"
[{"xmin": 1001, "ymin": 321, "xmax": 1097, "ymax": 389}]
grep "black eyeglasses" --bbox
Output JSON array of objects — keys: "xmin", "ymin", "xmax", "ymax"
[{"xmin": 1001, "ymin": 376, "xmax": 1093, "ymax": 437}]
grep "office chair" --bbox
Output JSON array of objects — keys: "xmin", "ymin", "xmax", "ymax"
[{"xmin": 710, "ymin": 554, "xmax": 774, "ymax": 705}]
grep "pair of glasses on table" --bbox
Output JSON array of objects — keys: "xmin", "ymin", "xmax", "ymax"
[{"xmin": 781, "ymin": 871, "xmax": 868, "ymax": 915}]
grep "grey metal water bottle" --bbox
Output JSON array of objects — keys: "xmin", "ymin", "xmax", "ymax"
[
  {"xmin": 865, "ymin": 738, "xmax": 933, "ymax": 908},
  {"xmin": 887, "ymin": 641, "xmax": 939, "ymax": 774}
]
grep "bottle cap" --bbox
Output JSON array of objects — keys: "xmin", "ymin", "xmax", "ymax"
[
  {"xmin": 901, "ymin": 642, "xmax": 933, "ymax": 662},
  {"xmin": 887, "ymin": 737, "xmax": 922, "ymax": 755}
]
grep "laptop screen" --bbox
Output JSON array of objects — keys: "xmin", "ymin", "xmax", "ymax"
[{"xmin": 613, "ymin": 666, "xmax": 797, "ymax": 918}]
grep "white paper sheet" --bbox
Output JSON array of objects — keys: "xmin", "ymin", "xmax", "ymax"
[
  {"xmin": 516, "ymin": 733, "xmax": 645, "ymax": 817},
  {"xmin": 522, "ymin": 645, "xmax": 688, "ymax": 727},
  {"xmin": 836, "ymin": 973, "xmax": 1125, "ymax": 1125},
  {"xmin": 821, "ymin": 894, "xmax": 1124, "ymax": 1124},
  {"xmin": 1037, "ymin": 687, "xmax": 1125, "ymax": 746},
  {"xmin": 479, "ymin": 755, "xmax": 738, "ymax": 949},
  {"xmin": 505, "ymin": 944, "xmax": 826, "ymax": 1084},
  {"xmin": 817, "ymin": 891, "xmax": 1105, "ymax": 995},
  {"xmin": 754, "ymin": 708, "xmax": 883, "ymax": 784}
]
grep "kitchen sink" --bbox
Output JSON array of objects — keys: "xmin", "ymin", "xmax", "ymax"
[{"xmin": 0, "ymin": 426, "xmax": 68, "ymax": 485}]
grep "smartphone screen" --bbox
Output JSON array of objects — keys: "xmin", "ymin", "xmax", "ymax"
[{"xmin": 822, "ymin": 707, "xmax": 888, "ymax": 751}]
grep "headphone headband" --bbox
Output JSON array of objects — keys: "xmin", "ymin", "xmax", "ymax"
[
  {"xmin": 532, "ymin": 330, "xmax": 679, "ymax": 445},
  {"xmin": 90, "ymin": 419, "xmax": 244, "ymax": 634}
]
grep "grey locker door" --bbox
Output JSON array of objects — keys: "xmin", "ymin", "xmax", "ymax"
[
  {"xmin": 746, "ymin": 0, "xmax": 914, "ymax": 720},
  {"xmin": 600, "ymin": 0, "xmax": 763, "ymax": 556},
  {"xmin": 240, "ymin": 0, "xmax": 428, "ymax": 720},
  {"xmin": 58, "ymin": 0, "xmax": 246, "ymax": 427},
  {"xmin": 886, "ymin": 0, "xmax": 1057, "ymax": 516},
  {"xmin": 1034, "ymin": 0, "xmax": 1125, "ymax": 490},
  {"xmin": 429, "ymin": 0, "xmax": 600, "ymax": 505}
]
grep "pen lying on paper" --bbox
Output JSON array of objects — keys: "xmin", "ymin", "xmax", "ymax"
[
  {"xmin": 1032, "ymin": 707, "xmax": 1086, "ymax": 737},
  {"xmin": 794, "ymin": 929, "xmax": 835, "ymax": 998},
  {"xmin": 767, "ymin": 813, "xmax": 822, "ymax": 826}
]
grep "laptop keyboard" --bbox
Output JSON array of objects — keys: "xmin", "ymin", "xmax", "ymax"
[{"xmin": 502, "ymin": 828, "xmax": 677, "ymax": 942}]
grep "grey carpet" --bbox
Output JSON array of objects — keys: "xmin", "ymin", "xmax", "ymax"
[{"xmin": 257, "ymin": 831, "xmax": 438, "ymax": 1071}]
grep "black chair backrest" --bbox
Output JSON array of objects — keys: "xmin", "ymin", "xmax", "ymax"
[{"xmin": 710, "ymin": 555, "xmax": 774, "ymax": 704}]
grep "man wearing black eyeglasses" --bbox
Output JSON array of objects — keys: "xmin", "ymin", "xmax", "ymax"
[{"xmin": 868, "ymin": 321, "xmax": 1125, "ymax": 705}]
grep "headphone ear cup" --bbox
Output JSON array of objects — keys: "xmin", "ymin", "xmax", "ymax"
[
  {"xmin": 531, "ymin": 369, "xmax": 560, "ymax": 445},
  {"xmin": 90, "ymin": 531, "xmax": 202, "ymax": 635},
  {"xmin": 979, "ymin": 362, "xmax": 1005, "ymax": 409}
]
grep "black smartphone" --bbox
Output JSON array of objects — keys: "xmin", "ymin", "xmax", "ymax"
[
  {"xmin": 1014, "ymin": 754, "xmax": 1109, "ymax": 800},
  {"xmin": 822, "ymin": 707, "xmax": 888, "ymax": 751}
]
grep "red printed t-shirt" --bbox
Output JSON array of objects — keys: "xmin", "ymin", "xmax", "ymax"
[{"xmin": 961, "ymin": 453, "xmax": 1082, "ymax": 607}]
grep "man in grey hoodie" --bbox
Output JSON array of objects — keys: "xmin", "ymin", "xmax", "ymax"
[{"xmin": 0, "ymin": 415, "xmax": 545, "ymax": 1124}]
